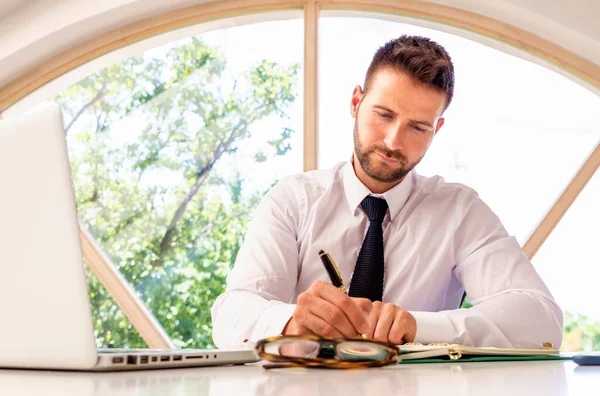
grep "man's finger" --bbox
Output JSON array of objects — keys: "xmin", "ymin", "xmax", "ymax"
[
  {"xmin": 373, "ymin": 304, "xmax": 395, "ymax": 342},
  {"xmin": 352, "ymin": 297, "xmax": 373, "ymax": 316},
  {"xmin": 305, "ymin": 293, "xmax": 361, "ymax": 338},
  {"xmin": 283, "ymin": 316, "xmax": 315, "ymax": 336},
  {"xmin": 313, "ymin": 281, "xmax": 370, "ymax": 335},
  {"xmin": 302, "ymin": 311, "xmax": 346, "ymax": 338},
  {"xmin": 388, "ymin": 310, "xmax": 408, "ymax": 345},
  {"xmin": 366, "ymin": 302, "xmax": 383, "ymax": 339}
]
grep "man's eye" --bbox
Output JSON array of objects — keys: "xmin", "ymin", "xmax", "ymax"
[
  {"xmin": 377, "ymin": 112, "xmax": 392, "ymax": 119},
  {"xmin": 413, "ymin": 125, "xmax": 426, "ymax": 133}
]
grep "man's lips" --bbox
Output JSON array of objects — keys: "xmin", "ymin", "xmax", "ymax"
[{"xmin": 375, "ymin": 151, "xmax": 399, "ymax": 164}]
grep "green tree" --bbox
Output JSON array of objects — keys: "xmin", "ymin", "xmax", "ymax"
[
  {"xmin": 55, "ymin": 37, "xmax": 299, "ymax": 348},
  {"xmin": 562, "ymin": 311, "xmax": 600, "ymax": 352},
  {"xmin": 460, "ymin": 296, "xmax": 472, "ymax": 309}
]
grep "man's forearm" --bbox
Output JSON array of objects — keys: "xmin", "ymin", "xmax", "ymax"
[
  {"xmin": 410, "ymin": 290, "xmax": 563, "ymax": 348},
  {"xmin": 211, "ymin": 289, "xmax": 296, "ymax": 349}
]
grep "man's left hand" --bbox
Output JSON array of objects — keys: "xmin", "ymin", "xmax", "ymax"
[{"xmin": 366, "ymin": 302, "xmax": 417, "ymax": 344}]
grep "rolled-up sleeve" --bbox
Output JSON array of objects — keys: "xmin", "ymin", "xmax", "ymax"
[
  {"xmin": 411, "ymin": 194, "xmax": 563, "ymax": 348},
  {"xmin": 211, "ymin": 178, "xmax": 302, "ymax": 349}
]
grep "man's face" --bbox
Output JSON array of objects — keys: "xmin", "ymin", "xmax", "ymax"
[{"xmin": 351, "ymin": 68, "xmax": 446, "ymax": 189}]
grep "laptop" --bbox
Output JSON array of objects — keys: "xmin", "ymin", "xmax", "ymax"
[{"xmin": 0, "ymin": 103, "xmax": 258, "ymax": 371}]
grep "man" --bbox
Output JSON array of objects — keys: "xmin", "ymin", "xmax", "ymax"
[{"xmin": 211, "ymin": 35, "xmax": 563, "ymax": 349}]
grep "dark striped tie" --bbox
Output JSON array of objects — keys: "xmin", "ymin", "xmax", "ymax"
[{"xmin": 349, "ymin": 196, "xmax": 388, "ymax": 302}]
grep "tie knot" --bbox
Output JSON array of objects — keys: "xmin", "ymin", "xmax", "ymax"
[{"xmin": 361, "ymin": 196, "xmax": 388, "ymax": 223}]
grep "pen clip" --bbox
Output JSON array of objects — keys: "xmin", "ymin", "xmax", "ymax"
[
  {"xmin": 324, "ymin": 252, "xmax": 344, "ymax": 282},
  {"xmin": 319, "ymin": 252, "xmax": 344, "ymax": 284}
]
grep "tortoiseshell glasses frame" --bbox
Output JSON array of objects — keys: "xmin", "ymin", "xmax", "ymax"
[{"xmin": 255, "ymin": 334, "xmax": 400, "ymax": 370}]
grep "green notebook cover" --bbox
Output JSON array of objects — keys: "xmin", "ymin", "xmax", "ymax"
[{"xmin": 398, "ymin": 354, "xmax": 572, "ymax": 364}]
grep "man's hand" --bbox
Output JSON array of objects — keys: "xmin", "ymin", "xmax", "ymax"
[
  {"xmin": 366, "ymin": 302, "xmax": 417, "ymax": 345},
  {"xmin": 283, "ymin": 280, "xmax": 372, "ymax": 338}
]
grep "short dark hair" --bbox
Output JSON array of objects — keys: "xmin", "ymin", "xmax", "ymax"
[{"xmin": 364, "ymin": 35, "xmax": 455, "ymax": 111}]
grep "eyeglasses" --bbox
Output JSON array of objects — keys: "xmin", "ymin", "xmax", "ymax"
[{"xmin": 255, "ymin": 335, "xmax": 400, "ymax": 369}]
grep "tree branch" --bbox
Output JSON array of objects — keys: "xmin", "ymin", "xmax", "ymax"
[
  {"xmin": 152, "ymin": 118, "xmax": 247, "ymax": 266},
  {"xmin": 90, "ymin": 113, "xmax": 104, "ymax": 203},
  {"xmin": 65, "ymin": 88, "xmax": 106, "ymax": 133},
  {"xmin": 135, "ymin": 110, "xmax": 186, "ymax": 182}
]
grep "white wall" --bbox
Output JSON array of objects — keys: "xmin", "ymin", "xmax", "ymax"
[{"xmin": 0, "ymin": 0, "xmax": 599, "ymax": 98}]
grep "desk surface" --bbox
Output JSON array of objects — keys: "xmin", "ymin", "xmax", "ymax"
[{"xmin": 1, "ymin": 360, "xmax": 598, "ymax": 395}]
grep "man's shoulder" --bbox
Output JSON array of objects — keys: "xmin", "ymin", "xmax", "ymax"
[
  {"xmin": 262, "ymin": 165, "xmax": 342, "ymax": 219},
  {"xmin": 413, "ymin": 173, "xmax": 479, "ymax": 202},
  {"xmin": 272, "ymin": 163, "xmax": 342, "ymax": 195},
  {"xmin": 408, "ymin": 173, "xmax": 485, "ymax": 224}
]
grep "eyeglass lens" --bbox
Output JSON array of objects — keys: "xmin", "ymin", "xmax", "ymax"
[{"xmin": 264, "ymin": 339, "xmax": 391, "ymax": 361}]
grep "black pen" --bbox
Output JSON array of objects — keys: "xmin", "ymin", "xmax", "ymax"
[
  {"xmin": 318, "ymin": 250, "xmax": 347, "ymax": 293},
  {"xmin": 318, "ymin": 250, "xmax": 368, "ymax": 339}
]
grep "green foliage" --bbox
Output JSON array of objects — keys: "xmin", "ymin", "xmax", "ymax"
[
  {"xmin": 460, "ymin": 296, "xmax": 472, "ymax": 309},
  {"xmin": 562, "ymin": 311, "xmax": 600, "ymax": 352},
  {"xmin": 85, "ymin": 266, "xmax": 147, "ymax": 348},
  {"xmin": 56, "ymin": 36, "xmax": 298, "ymax": 348}
]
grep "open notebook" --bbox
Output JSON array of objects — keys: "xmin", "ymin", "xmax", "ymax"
[{"xmin": 397, "ymin": 343, "xmax": 570, "ymax": 363}]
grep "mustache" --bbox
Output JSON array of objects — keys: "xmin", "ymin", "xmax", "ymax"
[{"xmin": 370, "ymin": 146, "xmax": 407, "ymax": 163}]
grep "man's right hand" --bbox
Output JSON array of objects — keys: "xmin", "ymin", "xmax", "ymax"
[{"xmin": 283, "ymin": 280, "xmax": 372, "ymax": 338}]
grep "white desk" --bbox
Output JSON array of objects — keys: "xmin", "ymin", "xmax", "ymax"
[{"xmin": 0, "ymin": 361, "xmax": 598, "ymax": 395}]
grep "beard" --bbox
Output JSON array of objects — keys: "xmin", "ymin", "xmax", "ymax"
[{"xmin": 353, "ymin": 119, "xmax": 421, "ymax": 183}]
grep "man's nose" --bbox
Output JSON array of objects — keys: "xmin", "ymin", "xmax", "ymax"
[{"xmin": 382, "ymin": 124, "xmax": 406, "ymax": 152}]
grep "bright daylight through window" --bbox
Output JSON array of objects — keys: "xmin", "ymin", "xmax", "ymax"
[{"xmin": 319, "ymin": 16, "xmax": 600, "ymax": 352}]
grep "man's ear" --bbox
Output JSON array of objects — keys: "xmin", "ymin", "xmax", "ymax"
[
  {"xmin": 434, "ymin": 117, "xmax": 445, "ymax": 136},
  {"xmin": 350, "ymin": 85, "xmax": 364, "ymax": 118}
]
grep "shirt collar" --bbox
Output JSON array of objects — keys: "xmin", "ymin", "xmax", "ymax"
[{"xmin": 342, "ymin": 160, "xmax": 414, "ymax": 222}]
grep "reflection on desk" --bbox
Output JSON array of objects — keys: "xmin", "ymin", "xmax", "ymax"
[
  {"xmin": 0, "ymin": 361, "xmax": 599, "ymax": 395},
  {"xmin": 256, "ymin": 361, "xmax": 570, "ymax": 396}
]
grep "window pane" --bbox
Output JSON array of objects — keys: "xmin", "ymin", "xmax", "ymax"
[
  {"xmin": 318, "ymin": 16, "xmax": 600, "ymax": 244},
  {"xmin": 533, "ymin": 169, "xmax": 600, "ymax": 352},
  {"xmin": 319, "ymin": 15, "xmax": 600, "ymax": 349},
  {"xmin": 53, "ymin": 17, "xmax": 303, "ymax": 348},
  {"xmin": 84, "ymin": 264, "xmax": 147, "ymax": 348}
]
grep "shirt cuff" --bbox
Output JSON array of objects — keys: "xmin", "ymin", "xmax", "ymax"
[
  {"xmin": 410, "ymin": 311, "xmax": 456, "ymax": 344},
  {"xmin": 251, "ymin": 302, "xmax": 297, "ymax": 342}
]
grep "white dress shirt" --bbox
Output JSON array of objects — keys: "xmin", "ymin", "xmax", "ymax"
[{"xmin": 211, "ymin": 161, "xmax": 563, "ymax": 349}]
